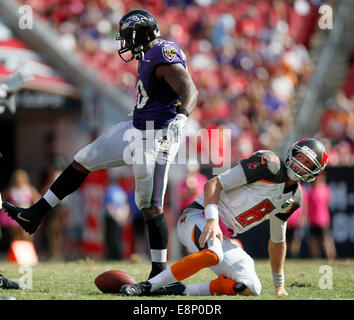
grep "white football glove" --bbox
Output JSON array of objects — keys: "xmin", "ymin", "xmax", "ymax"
[
  {"xmin": 0, "ymin": 66, "xmax": 34, "ymax": 114},
  {"xmin": 2, "ymin": 65, "xmax": 34, "ymax": 94},
  {"xmin": 167, "ymin": 113, "xmax": 187, "ymax": 144}
]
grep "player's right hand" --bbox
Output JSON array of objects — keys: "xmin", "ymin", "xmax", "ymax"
[
  {"xmin": 167, "ymin": 113, "xmax": 187, "ymax": 144},
  {"xmin": 275, "ymin": 286, "xmax": 288, "ymax": 296},
  {"xmin": 3, "ymin": 66, "xmax": 34, "ymax": 94},
  {"xmin": 199, "ymin": 219, "xmax": 223, "ymax": 248}
]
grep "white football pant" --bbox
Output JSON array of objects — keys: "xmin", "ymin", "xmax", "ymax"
[
  {"xmin": 74, "ymin": 120, "xmax": 180, "ymax": 210},
  {"xmin": 177, "ymin": 207, "xmax": 262, "ymax": 295}
]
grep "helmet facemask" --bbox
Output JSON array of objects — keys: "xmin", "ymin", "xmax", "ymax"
[
  {"xmin": 116, "ymin": 30, "xmax": 144, "ymax": 62},
  {"xmin": 285, "ymin": 145, "xmax": 322, "ymax": 182}
]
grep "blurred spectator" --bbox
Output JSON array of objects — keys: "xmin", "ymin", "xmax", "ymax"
[
  {"xmin": 340, "ymin": 51, "xmax": 354, "ymax": 100},
  {"xmin": 63, "ymin": 190, "xmax": 85, "ymax": 260},
  {"xmin": 103, "ymin": 169, "xmax": 131, "ymax": 260},
  {"xmin": 115, "ymin": 168, "xmax": 148, "ymax": 259},
  {"xmin": 307, "ymin": 172, "xmax": 336, "ymax": 260},
  {"xmin": 177, "ymin": 162, "xmax": 208, "ymax": 212},
  {"xmin": 37, "ymin": 159, "xmax": 67, "ymax": 260},
  {"xmin": 14, "ymin": 0, "xmax": 352, "ymax": 261},
  {"xmin": 286, "ymin": 184, "xmax": 308, "ymax": 258},
  {"xmin": 288, "ymin": 0, "xmax": 319, "ymax": 49},
  {"xmin": 174, "ymin": 162, "xmax": 207, "ymax": 258},
  {"xmin": 0, "ymin": 169, "xmax": 41, "ymax": 243},
  {"xmin": 318, "ymin": 51, "xmax": 354, "ymax": 165},
  {"xmin": 15, "ymin": 0, "xmax": 322, "ymax": 164},
  {"xmin": 211, "ymin": 13, "xmax": 236, "ymax": 51}
]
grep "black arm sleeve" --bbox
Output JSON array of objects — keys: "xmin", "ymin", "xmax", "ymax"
[
  {"xmin": 240, "ymin": 150, "xmax": 282, "ymax": 184},
  {"xmin": 275, "ymin": 186, "xmax": 303, "ymax": 222}
]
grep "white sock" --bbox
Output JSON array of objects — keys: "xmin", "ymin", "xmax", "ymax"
[
  {"xmin": 150, "ymin": 249, "xmax": 167, "ymax": 263},
  {"xmin": 148, "ymin": 267, "xmax": 177, "ymax": 292},
  {"xmin": 183, "ymin": 281, "xmax": 211, "ymax": 296},
  {"xmin": 43, "ymin": 190, "xmax": 60, "ymax": 208}
]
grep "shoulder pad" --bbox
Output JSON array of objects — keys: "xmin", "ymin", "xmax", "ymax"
[
  {"xmin": 150, "ymin": 39, "xmax": 186, "ymax": 64},
  {"xmin": 248, "ymin": 150, "xmax": 281, "ymax": 175},
  {"xmin": 256, "ymin": 150, "xmax": 281, "ymax": 175},
  {"xmin": 240, "ymin": 150, "xmax": 282, "ymax": 183}
]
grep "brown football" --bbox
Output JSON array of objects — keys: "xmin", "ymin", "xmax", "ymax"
[{"xmin": 94, "ymin": 270, "xmax": 136, "ymax": 293}]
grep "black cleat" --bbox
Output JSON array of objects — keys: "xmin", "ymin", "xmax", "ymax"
[
  {"xmin": 121, "ymin": 281, "xmax": 152, "ymax": 296},
  {"xmin": 0, "ymin": 274, "xmax": 21, "ymax": 290},
  {"xmin": 2, "ymin": 202, "xmax": 41, "ymax": 234},
  {"xmin": 234, "ymin": 282, "xmax": 247, "ymax": 293},
  {"xmin": 150, "ymin": 282, "xmax": 186, "ymax": 296}
]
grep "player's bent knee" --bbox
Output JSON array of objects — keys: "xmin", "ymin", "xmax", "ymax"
[
  {"xmin": 207, "ymin": 243, "xmax": 223, "ymax": 264},
  {"xmin": 151, "ymin": 206, "xmax": 163, "ymax": 215},
  {"xmin": 71, "ymin": 160, "xmax": 91, "ymax": 174},
  {"xmin": 141, "ymin": 207, "xmax": 155, "ymax": 220},
  {"xmin": 141, "ymin": 206, "xmax": 163, "ymax": 220}
]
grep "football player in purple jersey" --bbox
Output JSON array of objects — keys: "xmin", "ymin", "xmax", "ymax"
[{"xmin": 2, "ymin": 9, "xmax": 198, "ymax": 279}]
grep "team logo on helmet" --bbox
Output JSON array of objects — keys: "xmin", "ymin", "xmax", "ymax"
[
  {"xmin": 121, "ymin": 14, "xmax": 148, "ymax": 30},
  {"xmin": 162, "ymin": 46, "xmax": 176, "ymax": 62},
  {"xmin": 321, "ymin": 150, "xmax": 328, "ymax": 168}
]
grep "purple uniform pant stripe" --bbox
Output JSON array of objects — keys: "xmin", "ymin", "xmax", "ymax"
[{"xmin": 151, "ymin": 150, "xmax": 169, "ymax": 207}]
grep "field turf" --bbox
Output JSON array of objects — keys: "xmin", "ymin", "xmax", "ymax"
[{"xmin": 0, "ymin": 258, "xmax": 353, "ymax": 300}]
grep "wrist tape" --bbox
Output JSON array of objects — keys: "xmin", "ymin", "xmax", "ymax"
[
  {"xmin": 205, "ymin": 204, "xmax": 219, "ymax": 220},
  {"xmin": 272, "ymin": 272, "xmax": 285, "ymax": 287}
]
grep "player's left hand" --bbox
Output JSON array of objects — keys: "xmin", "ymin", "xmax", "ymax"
[
  {"xmin": 275, "ymin": 286, "xmax": 288, "ymax": 296},
  {"xmin": 167, "ymin": 114, "xmax": 187, "ymax": 144},
  {"xmin": 199, "ymin": 219, "xmax": 223, "ymax": 248}
]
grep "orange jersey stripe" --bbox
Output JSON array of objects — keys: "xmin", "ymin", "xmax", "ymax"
[
  {"xmin": 286, "ymin": 202, "xmax": 294, "ymax": 214},
  {"xmin": 191, "ymin": 225, "xmax": 196, "ymax": 243},
  {"xmin": 258, "ymin": 179, "xmax": 277, "ymax": 184}
]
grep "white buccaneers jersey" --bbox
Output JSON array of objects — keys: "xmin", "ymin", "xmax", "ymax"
[{"xmin": 195, "ymin": 150, "xmax": 303, "ymax": 237}]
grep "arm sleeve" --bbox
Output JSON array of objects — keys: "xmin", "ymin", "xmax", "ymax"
[
  {"xmin": 217, "ymin": 164, "xmax": 247, "ymax": 191},
  {"xmin": 275, "ymin": 186, "xmax": 303, "ymax": 222},
  {"xmin": 240, "ymin": 151, "xmax": 281, "ymax": 184},
  {"xmin": 270, "ymin": 215, "xmax": 287, "ymax": 243}
]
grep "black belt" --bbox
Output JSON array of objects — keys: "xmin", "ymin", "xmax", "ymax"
[{"xmin": 186, "ymin": 201, "xmax": 204, "ymax": 210}]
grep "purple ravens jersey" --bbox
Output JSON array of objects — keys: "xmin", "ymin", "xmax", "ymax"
[{"xmin": 133, "ymin": 39, "xmax": 187, "ymax": 130}]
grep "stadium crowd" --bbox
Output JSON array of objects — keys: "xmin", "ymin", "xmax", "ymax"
[
  {"xmin": 16, "ymin": 0, "xmax": 354, "ymax": 165},
  {"xmin": 0, "ymin": 0, "xmax": 349, "ymax": 261}
]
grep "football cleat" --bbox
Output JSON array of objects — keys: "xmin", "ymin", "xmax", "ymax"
[
  {"xmin": 150, "ymin": 282, "xmax": 186, "ymax": 296},
  {"xmin": 121, "ymin": 281, "xmax": 152, "ymax": 296},
  {"xmin": 2, "ymin": 202, "xmax": 41, "ymax": 234},
  {"xmin": 0, "ymin": 274, "xmax": 21, "ymax": 290}
]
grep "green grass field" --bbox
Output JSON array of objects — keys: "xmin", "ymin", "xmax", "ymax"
[{"xmin": 0, "ymin": 258, "xmax": 353, "ymax": 300}]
